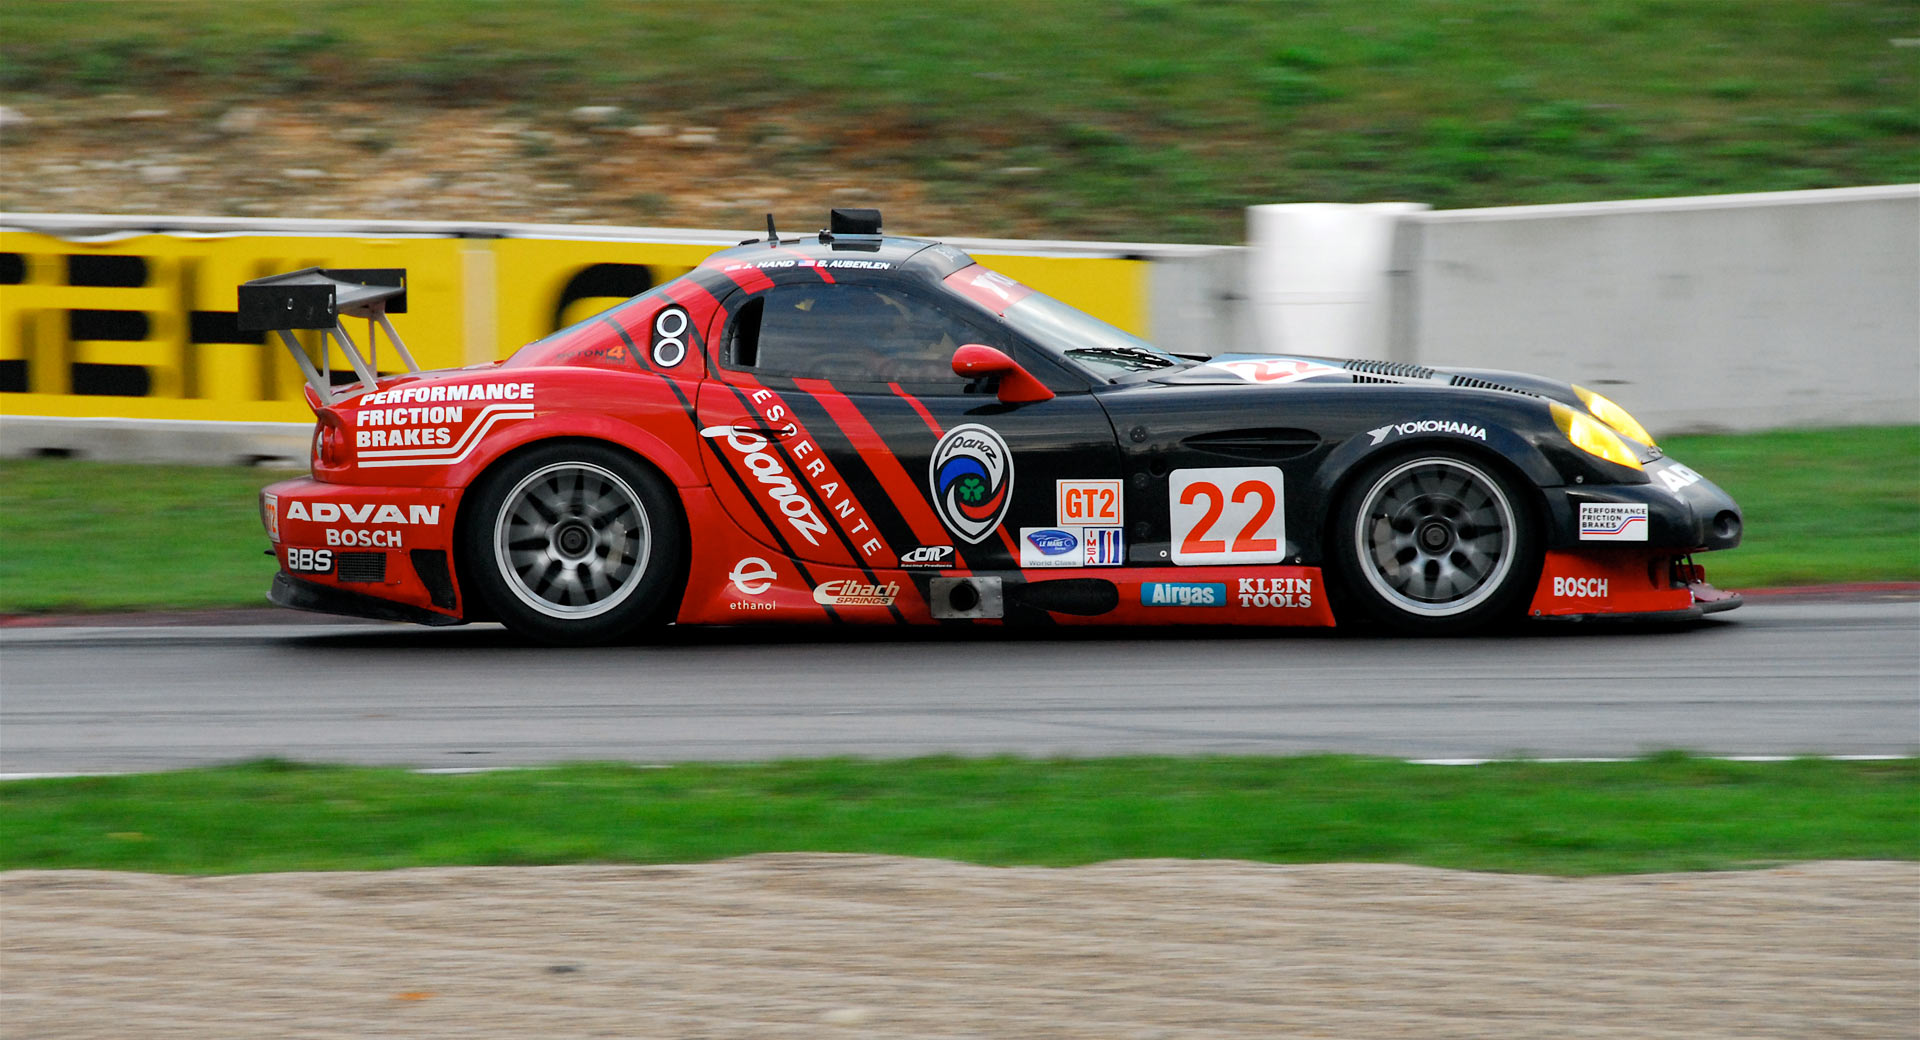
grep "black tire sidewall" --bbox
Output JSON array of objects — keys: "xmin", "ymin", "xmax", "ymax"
[
  {"xmin": 459, "ymin": 442, "xmax": 685, "ymax": 645},
  {"xmin": 1327, "ymin": 448, "xmax": 1542, "ymax": 635}
]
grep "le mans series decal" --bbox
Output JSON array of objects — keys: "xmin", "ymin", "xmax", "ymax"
[
  {"xmin": 1019, "ymin": 527, "xmax": 1123, "ymax": 568},
  {"xmin": 930, "ymin": 423, "xmax": 1013, "ymax": 544},
  {"xmin": 1168, "ymin": 467, "xmax": 1286, "ymax": 566},
  {"xmin": 1579, "ymin": 503, "xmax": 1649, "ymax": 542}
]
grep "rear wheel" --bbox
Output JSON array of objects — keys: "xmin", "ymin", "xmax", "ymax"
[
  {"xmin": 460, "ymin": 443, "xmax": 684, "ymax": 644},
  {"xmin": 1329, "ymin": 451, "xmax": 1540, "ymax": 634}
]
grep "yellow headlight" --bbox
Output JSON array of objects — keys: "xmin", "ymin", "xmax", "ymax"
[
  {"xmin": 1552, "ymin": 400, "xmax": 1643, "ymax": 470},
  {"xmin": 1573, "ymin": 385, "xmax": 1657, "ymax": 448}
]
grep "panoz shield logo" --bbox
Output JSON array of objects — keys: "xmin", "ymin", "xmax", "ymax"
[{"xmin": 929, "ymin": 423, "xmax": 1013, "ymax": 544}]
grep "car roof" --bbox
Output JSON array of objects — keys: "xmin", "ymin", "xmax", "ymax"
[{"xmin": 699, "ymin": 232, "xmax": 977, "ymax": 282}]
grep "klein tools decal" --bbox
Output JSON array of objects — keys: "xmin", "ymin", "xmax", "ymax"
[
  {"xmin": 1578, "ymin": 503, "xmax": 1648, "ymax": 542},
  {"xmin": 929, "ymin": 423, "xmax": 1013, "ymax": 544}
]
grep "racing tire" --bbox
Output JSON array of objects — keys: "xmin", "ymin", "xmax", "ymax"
[
  {"xmin": 1327, "ymin": 449, "xmax": 1541, "ymax": 635},
  {"xmin": 459, "ymin": 442, "xmax": 685, "ymax": 645}
]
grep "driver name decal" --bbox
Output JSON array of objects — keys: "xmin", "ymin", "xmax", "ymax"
[{"xmin": 929, "ymin": 424, "xmax": 1014, "ymax": 544}]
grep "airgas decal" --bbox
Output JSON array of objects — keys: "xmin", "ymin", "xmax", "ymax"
[{"xmin": 929, "ymin": 423, "xmax": 1013, "ymax": 544}]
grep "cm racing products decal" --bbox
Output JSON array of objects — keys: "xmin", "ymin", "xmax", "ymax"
[
  {"xmin": 929, "ymin": 423, "xmax": 1013, "ymax": 544},
  {"xmin": 352, "ymin": 381, "xmax": 536, "ymax": 469}
]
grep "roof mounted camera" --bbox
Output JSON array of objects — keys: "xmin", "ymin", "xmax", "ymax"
[{"xmin": 820, "ymin": 208, "xmax": 883, "ymax": 247}]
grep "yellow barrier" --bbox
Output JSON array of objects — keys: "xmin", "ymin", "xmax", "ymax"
[{"xmin": 0, "ymin": 226, "xmax": 1148, "ymax": 425}]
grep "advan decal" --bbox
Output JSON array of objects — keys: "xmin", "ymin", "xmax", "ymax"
[{"xmin": 929, "ymin": 423, "xmax": 1013, "ymax": 544}]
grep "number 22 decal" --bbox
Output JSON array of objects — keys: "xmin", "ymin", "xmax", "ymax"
[{"xmin": 1169, "ymin": 467, "xmax": 1286, "ymax": 565}]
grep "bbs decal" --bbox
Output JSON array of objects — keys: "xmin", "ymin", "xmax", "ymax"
[
  {"xmin": 286, "ymin": 547, "xmax": 333, "ymax": 574},
  {"xmin": 651, "ymin": 306, "xmax": 691, "ymax": 368}
]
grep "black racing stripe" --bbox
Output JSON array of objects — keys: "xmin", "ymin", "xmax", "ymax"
[
  {"xmin": 776, "ymin": 386, "xmax": 924, "ymax": 564},
  {"xmin": 848, "ymin": 391, "xmax": 1014, "ymax": 573},
  {"xmin": 598, "ymin": 315, "xmax": 696, "ymax": 421},
  {"xmin": 599, "ymin": 314, "xmax": 834, "ymax": 621},
  {"xmin": 698, "ymin": 434, "xmax": 839, "ymax": 624},
  {"xmin": 723, "ymin": 380, "xmax": 907, "ymax": 625}
]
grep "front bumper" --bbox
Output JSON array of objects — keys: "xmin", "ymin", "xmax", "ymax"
[
  {"xmin": 261, "ymin": 477, "xmax": 467, "ymax": 623},
  {"xmin": 1542, "ymin": 454, "xmax": 1743, "ymax": 553}
]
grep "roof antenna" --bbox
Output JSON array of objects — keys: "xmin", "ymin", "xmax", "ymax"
[{"xmin": 765, "ymin": 213, "xmax": 780, "ymax": 247}]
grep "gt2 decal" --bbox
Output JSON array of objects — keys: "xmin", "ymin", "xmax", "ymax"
[
  {"xmin": 1366, "ymin": 419, "xmax": 1488, "ymax": 445},
  {"xmin": 929, "ymin": 423, "xmax": 1013, "ymax": 544},
  {"xmin": 1579, "ymin": 503, "xmax": 1648, "ymax": 542},
  {"xmin": 1657, "ymin": 462, "xmax": 1703, "ymax": 493},
  {"xmin": 899, "ymin": 545, "xmax": 956, "ymax": 568},
  {"xmin": 1142, "ymin": 581, "xmax": 1226, "ymax": 607},
  {"xmin": 1057, "ymin": 479, "xmax": 1122, "ymax": 526},
  {"xmin": 651, "ymin": 306, "xmax": 691, "ymax": 368},
  {"xmin": 286, "ymin": 547, "xmax": 333, "ymax": 574},
  {"xmin": 284, "ymin": 502, "xmax": 441, "ymax": 525},
  {"xmin": 1169, "ymin": 467, "xmax": 1286, "ymax": 566}
]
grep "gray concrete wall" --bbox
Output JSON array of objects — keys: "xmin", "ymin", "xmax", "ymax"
[{"xmin": 1393, "ymin": 185, "xmax": 1919, "ymax": 434}]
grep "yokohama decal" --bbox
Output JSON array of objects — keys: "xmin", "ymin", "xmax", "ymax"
[{"xmin": 929, "ymin": 424, "xmax": 1013, "ymax": 544}]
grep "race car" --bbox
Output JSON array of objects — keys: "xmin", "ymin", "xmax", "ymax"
[{"xmin": 245, "ymin": 208, "xmax": 1742, "ymax": 644}]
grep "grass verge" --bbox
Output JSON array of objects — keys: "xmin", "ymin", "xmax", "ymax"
[
  {"xmin": 2, "ymin": 755, "xmax": 1914, "ymax": 877},
  {"xmin": 1, "ymin": 426, "xmax": 1913, "ymax": 613},
  {"xmin": 2, "ymin": 1, "xmax": 1914, "ymax": 240}
]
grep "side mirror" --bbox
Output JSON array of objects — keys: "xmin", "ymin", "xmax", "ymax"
[{"xmin": 951, "ymin": 344, "xmax": 1055, "ymax": 404}]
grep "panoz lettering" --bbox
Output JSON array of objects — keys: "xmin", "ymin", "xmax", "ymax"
[
  {"xmin": 285, "ymin": 501, "xmax": 441, "ymax": 525},
  {"xmin": 358, "ymin": 382, "xmax": 534, "ymax": 406},
  {"xmin": 742, "ymin": 388, "xmax": 885, "ymax": 559},
  {"xmin": 1237, "ymin": 577, "xmax": 1313, "ymax": 608},
  {"xmin": 718, "ymin": 428, "xmax": 831, "ymax": 546}
]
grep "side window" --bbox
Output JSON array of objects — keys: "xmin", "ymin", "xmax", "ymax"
[{"xmin": 728, "ymin": 283, "xmax": 995, "ymax": 384}]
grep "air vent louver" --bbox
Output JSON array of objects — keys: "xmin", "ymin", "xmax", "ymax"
[
  {"xmin": 1181, "ymin": 428, "xmax": 1321, "ymax": 461},
  {"xmin": 1448, "ymin": 374, "xmax": 1541, "ymax": 397},
  {"xmin": 1342, "ymin": 359, "xmax": 1438, "ymax": 379},
  {"xmin": 336, "ymin": 552, "xmax": 388, "ymax": 583}
]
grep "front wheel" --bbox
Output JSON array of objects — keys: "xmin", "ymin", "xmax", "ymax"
[
  {"xmin": 1328, "ymin": 451, "xmax": 1541, "ymax": 635},
  {"xmin": 460, "ymin": 443, "xmax": 685, "ymax": 645}
]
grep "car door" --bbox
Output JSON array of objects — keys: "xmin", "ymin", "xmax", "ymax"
[{"xmin": 694, "ymin": 273, "xmax": 1125, "ymax": 574}]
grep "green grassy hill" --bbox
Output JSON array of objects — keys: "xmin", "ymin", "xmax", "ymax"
[{"xmin": 2, "ymin": 0, "xmax": 1913, "ymax": 240}]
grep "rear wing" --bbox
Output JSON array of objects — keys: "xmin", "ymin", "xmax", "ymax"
[{"xmin": 237, "ymin": 267, "xmax": 419, "ymax": 406}]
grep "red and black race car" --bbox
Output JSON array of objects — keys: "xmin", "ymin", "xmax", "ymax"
[{"xmin": 246, "ymin": 209, "xmax": 1742, "ymax": 644}]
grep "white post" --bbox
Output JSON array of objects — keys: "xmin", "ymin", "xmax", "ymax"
[{"xmin": 1246, "ymin": 202, "xmax": 1428, "ymax": 360}]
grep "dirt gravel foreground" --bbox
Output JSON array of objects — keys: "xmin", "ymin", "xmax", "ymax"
[{"xmin": 3, "ymin": 857, "xmax": 1915, "ymax": 1039}]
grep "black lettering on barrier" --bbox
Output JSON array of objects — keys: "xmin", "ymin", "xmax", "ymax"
[
  {"xmin": 553, "ymin": 263, "xmax": 653, "ymax": 331},
  {"xmin": 0, "ymin": 253, "xmax": 23, "ymax": 285},
  {"xmin": 189, "ymin": 311, "xmax": 266, "ymax": 345},
  {"xmin": 68, "ymin": 310, "xmax": 149, "ymax": 341},
  {"xmin": 66, "ymin": 255, "xmax": 148, "ymax": 288},
  {"xmin": 71, "ymin": 363, "xmax": 151, "ymax": 397},
  {"xmin": 0, "ymin": 360, "xmax": 26, "ymax": 393}
]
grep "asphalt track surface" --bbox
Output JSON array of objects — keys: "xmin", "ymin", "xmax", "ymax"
[{"xmin": 1, "ymin": 599, "xmax": 1915, "ymax": 774}]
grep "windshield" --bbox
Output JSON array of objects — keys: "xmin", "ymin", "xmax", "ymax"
[{"xmin": 1001, "ymin": 292, "xmax": 1186, "ymax": 379}]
